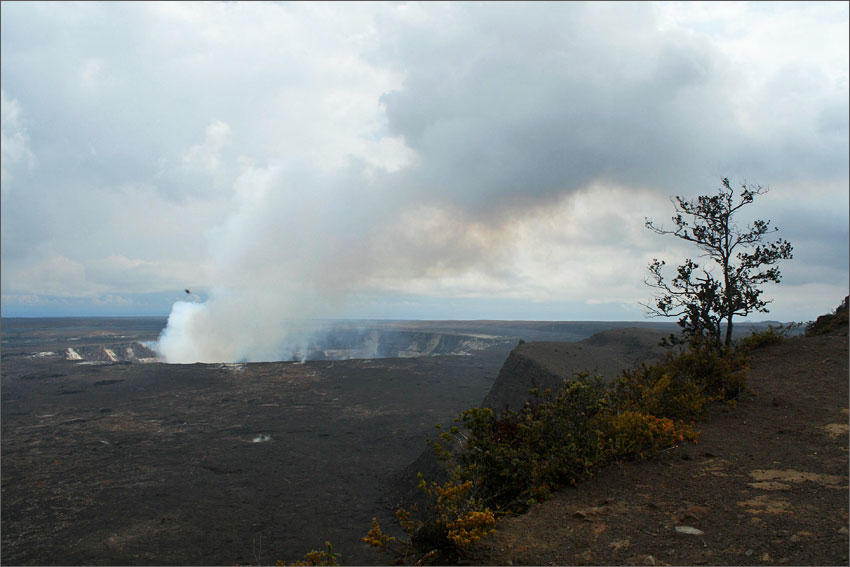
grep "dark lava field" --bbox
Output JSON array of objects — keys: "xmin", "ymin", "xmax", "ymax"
[
  {"xmin": 0, "ymin": 317, "xmax": 683, "ymax": 565},
  {"xmin": 1, "ymin": 319, "xmax": 511, "ymax": 564}
]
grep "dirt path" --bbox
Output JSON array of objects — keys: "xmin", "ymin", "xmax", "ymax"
[{"xmin": 472, "ymin": 330, "xmax": 849, "ymax": 566}]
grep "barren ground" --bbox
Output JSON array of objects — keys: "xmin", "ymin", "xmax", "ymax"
[{"xmin": 0, "ymin": 320, "xmax": 509, "ymax": 565}]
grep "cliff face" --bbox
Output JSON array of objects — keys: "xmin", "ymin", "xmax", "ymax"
[
  {"xmin": 483, "ymin": 327, "xmax": 672, "ymax": 412},
  {"xmin": 394, "ymin": 327, "xmax": 673, "ymax": 505},
  {"xmin": 482, "ymin": 346, "xmax": 566, "ymax": 412}
]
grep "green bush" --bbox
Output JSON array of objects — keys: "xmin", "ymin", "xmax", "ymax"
[
  {"xmin": 451, "ymin": 377, "xmax": 609, "ymax": 512},
  {"xmin": 604, "ymin": 410, "xmax": 698, "ymax": 460},
  {"xmin": 362, "ymin": 473, "xmax": 496, "ymax": 564},
  {"xmin": 738, "ymin": 323, "xmax": 799, "ymax": 352},
  {"xmin": 613, "ymin": 361, "xmax": 710, "ymax": 421},
  {"xmin": 613, "ymin": 338, "xmax": 748, "ymax": 421}
]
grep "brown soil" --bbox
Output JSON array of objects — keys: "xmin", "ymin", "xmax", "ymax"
[{"xmin": 471, "ymin": 329, "xmax": 849, "ymax": 566}]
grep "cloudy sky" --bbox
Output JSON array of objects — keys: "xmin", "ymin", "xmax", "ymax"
[{"xmin": 2, "ymin": 1, "xmax": 848, "ymax": 330}]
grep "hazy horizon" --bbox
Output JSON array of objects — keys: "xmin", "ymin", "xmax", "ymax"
[{"xmin": 0, "ymin": 313, "xmax": 801, "ymax": 326}]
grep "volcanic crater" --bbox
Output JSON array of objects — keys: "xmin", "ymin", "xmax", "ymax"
[{"xmin": 0, "ymin": 316, "xmax": 725, "ymax": 565}]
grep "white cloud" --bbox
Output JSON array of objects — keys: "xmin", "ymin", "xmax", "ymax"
[
  {"xmin": 182, "ymin": 120, "xmax": 231, "ymax": 174},
  {"xmin": 79, "ymin": 58, "xmax": 105, "ymax": 91},
  {"xmin": 0, "ymin": 89, "xmax": 35, "ymax": 186},
  {"xmin": 366, "ymin": 184, "xmax": 685, "ymax": 308},
  {"xmin": 6, "ymin": 255, "xmax": 91, "ymax": 297}
]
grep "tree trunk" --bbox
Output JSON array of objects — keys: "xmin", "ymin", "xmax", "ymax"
[
  {"xmin": 722, "ymin": 251, "xmax": 733, "ymax": 348},
  {"xmin": 724, "ymin": 315, "xmax": 734, "ymax": 347}
]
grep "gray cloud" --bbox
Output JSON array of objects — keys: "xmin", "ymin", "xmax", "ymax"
[
  {"xmin": 377, "ymin": 3, "xmax": 848, "ymax": 222},
  {"xmin": 1, "ymin": 2, "xmax": 846, "ymax": 357}
]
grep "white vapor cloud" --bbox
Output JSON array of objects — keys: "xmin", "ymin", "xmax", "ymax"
[
  {"xmin": 182, "ymin": 120, "xmax": 231, "ymax": 174},
  {"xmin": 1, "ymin": 2, "xmax": 847, "ymax": 360},
  {"xmin": 0, "ymin": 89, "xmax": 35, "ymax": 187}
]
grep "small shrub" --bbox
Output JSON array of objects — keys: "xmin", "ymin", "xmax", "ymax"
[
  {"xmin": 363, "ymin": 474, "xmax": 496, "ymax": 564},
  {"xmin": 614, "ymin": 363, "xmax": 710, "ymax": 421},
  {"xmin": 362, "ymin": 518, "xmax": 397, "ymax": 550},
  {"xmin": 604, "ymin": 410, "xmax": 698, "ymax": 460},
  {"xmin": 445, "ymin": 508, "xmax": 497, "ymax": 548},
  {"xmin": 420, "ymin": 475, "xmax": 496, "ymax": 549},
  {"xmin": 278, "ymin": 542, "xmax": 340, "ymax": 566},
  {"xmin": 614, "ymin": 337, "xmax": 748, "ymax": 420},
  {"xmin": 449, "ymin": 377, "xmax": 609, "ymax": 512},
  {"xmin": 738, "ymin": 323, "xmax": 799, "ymax": 352}
]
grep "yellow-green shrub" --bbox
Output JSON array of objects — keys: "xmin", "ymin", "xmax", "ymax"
[
  {"xmin": 613, "ymin": 338, "xmax": 748, "ymax": 421},
  {"xmin": 738, "ymin": 323, "xmax": 799, "ymax": 352},
  {"xmin": 362, "ymin": 518, "xmax": 396, "ymax": 550},
  {"xmin": 362, "ymin": 474, "xmax": 496, "ymax": 564},
  {"xmin": 278, "ymin": 542, "xmax": 340, "ymax": 566},
  {"xmin": 604, "ymin": 410, "xmax": 698, "ymax": 459}
]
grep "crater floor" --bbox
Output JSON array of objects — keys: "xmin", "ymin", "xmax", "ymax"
[{"xmin": 1, "ymin": 319, "xmax": 509, "ymax": 564}]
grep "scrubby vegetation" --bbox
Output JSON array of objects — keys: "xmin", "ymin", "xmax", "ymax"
[
  {"xmin": 614, "ymin": 337, "xmax": 747, "ymax": 419},
  {"xmin": 362, "ymin": 476, "xmax": 497, "ymax": 564},
  {"xmin": 737, "ymin": 322, "xmax": 800, "ymax": 352},
  {"xmin": 364, "ymin": 337, "xmax": 750, "ymax": 564},
  {"xmin": 277, "ymin": 542, "xmax": 341, "ymax": 566},
  {"xmin": 806, "ymin": 296, "xmax": 849, "ymax": 336}
]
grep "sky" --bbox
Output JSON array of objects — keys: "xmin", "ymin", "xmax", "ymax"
[{"xmin": 1, "ymin": 2, "xmax": 848, "ymax": 350}]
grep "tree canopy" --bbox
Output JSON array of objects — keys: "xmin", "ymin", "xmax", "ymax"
[{"xmin": 644, "ymin": 178, "xmax": 793, "ymax": 347}]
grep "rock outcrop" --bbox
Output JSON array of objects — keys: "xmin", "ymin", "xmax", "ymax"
[
  {"xmin": 63, "ymin": 342, "xmax": 159, "ymax": 363},
  {"xmin": 483, "ymin": 327, "xmax": 672, "ymax": 412},
  {"xmin": 807, "ymin": 296, "xmax": 849, "ymax": 336}
]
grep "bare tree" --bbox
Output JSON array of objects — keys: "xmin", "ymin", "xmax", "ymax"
[{"xmin": 644, "ymin": 178, "xmax": 793, "ymax": 347}]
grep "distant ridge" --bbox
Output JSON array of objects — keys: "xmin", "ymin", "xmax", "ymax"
[{"xmin": 483, "ymin": 327, "xmax": 671, "ymax": 412}]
